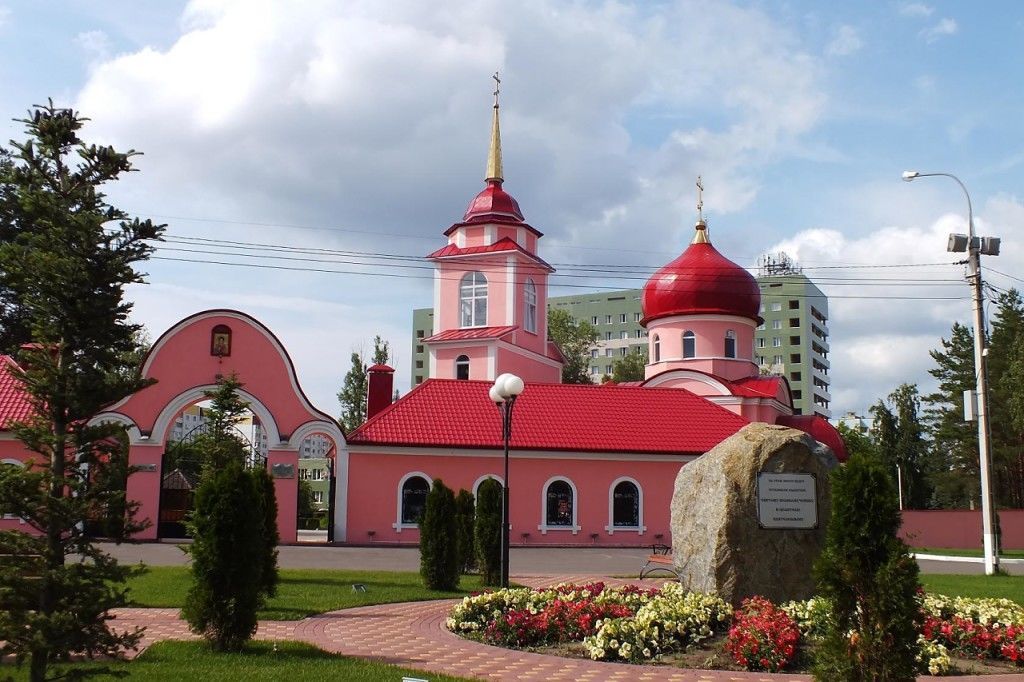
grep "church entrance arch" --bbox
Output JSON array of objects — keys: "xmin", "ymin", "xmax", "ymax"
[{"xmin": 91, "ymin": 310, "xmax": 346, "ymax": 543}]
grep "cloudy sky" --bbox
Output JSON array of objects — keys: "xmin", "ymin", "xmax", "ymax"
[{"xmin": 1, "ymin": 0, "xmax": 1022, "ymax": 418}]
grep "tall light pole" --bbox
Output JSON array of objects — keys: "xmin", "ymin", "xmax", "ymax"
[
  {"xmin": 489, "ymin": 373, "xmax": 524, "ymax": 588},
  {"xmin": 903, "ymin": 170, "xmax": 1001, "ymax": 575}
]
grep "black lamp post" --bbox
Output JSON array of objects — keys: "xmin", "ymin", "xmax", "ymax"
[{"xmin": 489, "ymin": 373, "xmax": 524, "ymax": 588}]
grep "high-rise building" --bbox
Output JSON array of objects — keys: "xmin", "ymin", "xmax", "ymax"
[{"xmin": 410, "ymin": 253, "xmax": 830, "ymax": 417}]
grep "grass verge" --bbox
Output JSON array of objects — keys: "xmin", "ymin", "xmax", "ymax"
[
  {"xmin": 0, "ymin": 640, "xmax": 470, "ymax": 681},
  {"xmin": 914, "ymin": 546, "xmax": 1024, "ymax": 559},
  {"xmin": 919, "ymin": 573, "xmax": 1024, "ymax": 604},
  {"xmin": 127, "ymin": 566, "xmax": 488, "ymax": 620}
]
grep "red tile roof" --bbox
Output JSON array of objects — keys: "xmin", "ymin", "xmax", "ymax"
[
  {"xmin": 426, "ymin": 237, "xmax": 553, "ymax": 270},
  {"xmin": 729, "ymin": 376, "xmax": 786, "ymax": 398},
  {"xmin": 423, "ymin": 326, "xmax": 517, "ymax": 343},
  {"xmin": 0, "ymin": 355, "xmax": 33, "ymax": 430},
  {"xmin": 777, "ymin": 414, "xmax": 849, "ymax": 462},
  {"xmin": 347, "ymin": 379, "xmax": 749, "ymax": 454}
]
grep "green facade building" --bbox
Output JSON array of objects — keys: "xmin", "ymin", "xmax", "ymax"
[{"xmin": 410, "ymin": 255, "xmax": 830, "ymax": 417}]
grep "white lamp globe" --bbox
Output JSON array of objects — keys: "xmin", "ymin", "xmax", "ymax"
[
  {"xmin": 489, "ymin": 384, "xmax": 506, "ymax": 403},
  {"xmin": 501, "ymin": 374, "xmax": 525, "ymax": 397}
]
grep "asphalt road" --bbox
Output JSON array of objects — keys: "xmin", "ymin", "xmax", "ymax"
[{"xmin": 96, "ymin": 541, "xmax": 1023, "ymax": 576}]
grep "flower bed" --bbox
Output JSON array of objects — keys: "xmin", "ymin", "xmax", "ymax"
[{"xmin": 447, "ymin": 583, "xmax": 1024, "ymax": 675}]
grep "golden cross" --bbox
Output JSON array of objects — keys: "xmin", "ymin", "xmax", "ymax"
[
  {"xmin": 492, "ymin": 71, "xmax": 501, "ymax": 104},
  {"xmin": 696, "ymin": 175, "xmax": 704, "ymax": 221}
]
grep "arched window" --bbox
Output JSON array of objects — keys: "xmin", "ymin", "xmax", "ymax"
[
  {"xmin": 460, "ymin": 271, "xmax": 488, "ymax": 327},
  {"xmin": 538, "ymin": 477, "xmax": 580, "ymax": 534},
  {"xmin": 2, "ymin": 459, "xmax": 25, "ymax": 521},
  {"xmin": 523, "ymin": 279, "xmax": 537, "ymax": 334},
  {"xmin": 682, "ymin": 330, "xmax": 695, "ymax": 358},
  {"xmin": 652, "ymin": 334, "xmax": 661, "ymax": 362},
  {"xmin": 455, "ymin": 354, "xmax": 470, "ymax": 380},
  {"xmin": 398, "ymin": 474, "xmax": 430, "ymax": 527},
  {"xmin": 472, "ymin": 474, "xmax": 504, "ymax": 499},
  {"xmin": 724, "ymin": 330, "xmax": 737, "ymax": 358},
  {"xmin": 612, "ymin": 480, "xmax": 640, "ymax": 527}
]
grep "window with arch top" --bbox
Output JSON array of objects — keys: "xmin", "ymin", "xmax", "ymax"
[
  {"xmin": 682, "ymin": 330, "xmax": 695, "ymax": 358},
  {"xmin": 460, "ymin": 271, "xmax": 488, "ymax": 327},
  {"xmin": 545, "ymin": 480, "xmax": 574, "ymax": 527},
  {"xmin": 524, "ymin": 278, "xmax": 537, "ymax": 334},
  {"xmin": 400, "ymin": 475, "xmax": 430, "ymax": 525},
  {"xmin": 455, "ymin": 354, "xmax": 470, "ymax": 380},
  {"xmin": 652, "ymin": 334, "xmax": 661, "ymax": 362},
  {"xmin": 612, "ymin": 480, "xmax": 640, "ymax": 528},
  {"xmin": 724, "ymin": 329, "xmax": 737, "ymax": 358}
]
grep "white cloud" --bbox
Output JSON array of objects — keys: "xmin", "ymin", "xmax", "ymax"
[
  {"xmin": 922, "ymin": 18, "xmax": 958, "ymax": 42},
  {"xmin": 75, "ymin": 30, "xmax": 112, "ymax": 64},
  {"xmin": 898, "ymin": 3, "xmax": 934, "ymax": 18},
  {"xmin": 826, "ymin": 25, "xmax": 862, "ymax": 57}
]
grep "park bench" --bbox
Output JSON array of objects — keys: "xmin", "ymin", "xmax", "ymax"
[{"xmin": 639, "ymin": 543, "xmax": 680, "ymax": 580}]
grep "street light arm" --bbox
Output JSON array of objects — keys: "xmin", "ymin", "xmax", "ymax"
[{"xmin": 906, "ymin": 171, "xmax": 975, "ymax": 239}]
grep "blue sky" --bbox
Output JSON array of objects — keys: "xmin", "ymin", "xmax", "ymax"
[{"xmin": 1, "ymin": 1, "xmax": 1022, "ymax": 417}]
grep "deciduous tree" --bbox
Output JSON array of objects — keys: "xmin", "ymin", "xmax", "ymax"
[
  {"xmin": 608, "ymin": 347, "xmax": 647, "ymax": 383},
  {"xmin": 547, "ymin": 308, "xmax": 597, "ymax": 384},
  {"xmin": 0, "ymin": 101, "xmax": 163, "ymax": 681}
]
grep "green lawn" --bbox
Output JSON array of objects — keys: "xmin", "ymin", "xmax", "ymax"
[
  {"xmin": 914, "ymin": 546, "xmax": 1024, "ymax": 559},
  {"xmin": 127, "ymin": 566, "xmax": 487, "ymax": 620},
  {"xmin": 1, "ymin": 640, "xmax": 470, "ymax": 681},
  {"xmin": 920, "ymin": 573, "xmax": 1024, "ymax": 604}
]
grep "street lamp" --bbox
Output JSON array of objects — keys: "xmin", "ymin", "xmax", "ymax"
[
  {"xmin": 489, "ymin": 372, "xmax": 524, "ymax": 588},
  {"xmin": 903, "ymin": 170, "xmax": 1000, "ymax": 575}
]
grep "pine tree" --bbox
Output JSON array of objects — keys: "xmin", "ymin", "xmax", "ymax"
[
  {"xmin": 923, "ymin": 322, "xmax": 978, "ymax": 508},
  {"xmin": 0, "ymin": 102, "xmax": 163, "ymax": 681},
  {"xmin": 548, "ymin": 308, "xmax": 598, "ymax": 384},
  {"xmin": 455, "ymin": 488, "xmax": 476, "ymax": 573},
  {"xmin": 813, "ymin": 453, "xmax": 922, "ymax": 681},
  {"xmin": 474, "ymin": 477, "xmax": 503, "ymax": 586},
  {"xmin": 889, "ymin": 384, "xmax": 930, "ymax": 508},
  {"xmin": 419, "ymin": 479, "xmax": 459, "ymax": 590}
]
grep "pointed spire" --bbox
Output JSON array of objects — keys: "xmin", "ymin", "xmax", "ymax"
[
  {"xmin": 485, "ymin": 71, "xmax": 503, "ymax": 184},
  {"xmin": 692, "ymin": 175, "xmax": 709, "ymax": 244}
]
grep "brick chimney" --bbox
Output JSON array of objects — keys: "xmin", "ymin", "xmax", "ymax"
[{"xmin": 366, "ymin": 364, "xmax": 395, "ymax": 421}]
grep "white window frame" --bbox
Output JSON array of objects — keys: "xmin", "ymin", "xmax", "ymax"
[
  {"xmin": 725, "ymin": 329, "xmax": 737, "ymax": 358},
  {"xmin": 393, "ymin": 471, "xmax": 432, "ymax": 532},
  {"xmin": 455, "ymin": 354, "xmax": 470, "ymax": 380},
  {"xmin": 772, "ymin": 337, "xmax": 782, "ymax": 347},
  {"xmin": 471, "ymin": 474, "xmax": 504, "ymax": 499},
  {"xmin": 605, "ymin": 476, "xmax": 645, "ymax": 534},
  {"xmin": 771, "ymin": 302, "xmax": 782, "ymax": 312},
  {"xmin": 653, "ymin": 334, "xmax": 660, "ymax": 362},
  {"xmin": 523, "ymin": 279, "xmax": 537, "ymax": 334},
  {"xmin": 459, "ymin": 271, "xmax": 488, "ymax": 327},
  {"xmin": 538, "ymin": 476, "xmax": 580, "ymax": 534},
  {"xmin": 772, "ymin": 319, "xmax": 782, "ymax": 330},
  {"xmin": 312, "ymin": 490, "xmax": 324, "ymax": 503},
  {"xmin": 682, "ymin": 330, "xmax": 695, "ymax": 358}
]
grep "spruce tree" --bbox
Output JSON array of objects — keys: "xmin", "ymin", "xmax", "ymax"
[
  {"xmin": 455, "ymin": 488, "xmax": 476, "ymax": 573},
  {"xmin": 419, "ymin": 479, "xmax": 459, "ymax": 590},
  {"xmin": 813, "ymin": 453, "xmax": 922, "ymax": 681},
  {"xmin": 0, "ymin": 102, "xmax": 163, "ymax": 681},
  {"xmin": 474, "ymin": 478, "xmax": 503, "ymax": 586}
]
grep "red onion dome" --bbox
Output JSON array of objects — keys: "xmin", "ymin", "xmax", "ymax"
[
  {"xmin": 463, "ymin": 180, "xmax": 524, "ymax": 223},
  {"xmin": 641, "ymin": 224, "xmax": 761, "ymax": 324}
]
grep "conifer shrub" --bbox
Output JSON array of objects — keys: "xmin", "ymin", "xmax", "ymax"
[
  {"xmin": 252, "ymin": 467, "xmax": 280, "ymax": 598},
  {"xmin": 419, "ymin": 479, "xmax": 459, "ymax": 590},
  {"xmin": 474, "ymin": 478, "xmax": 503, "ymax": 586},
  {"xmin": 813, "ymin": 453, "xmax": 922, "ymax": 681},
  {"xmin": 455, "ymin": 488, "xmax": 476, "ymax": 573},
  {"xmin": 182, "ymin": 461, "xmax": 266, "ymax": 651}
]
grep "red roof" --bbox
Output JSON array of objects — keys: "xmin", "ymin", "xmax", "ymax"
[
  {"xmin": 423, "ymin": 326, "xmax": 517, "ymax": 343},
  {"xmin": 730, "ymin": 376, "xmax": 786, "ymax": 398},
  {"xmin": 463, "ymin": 180, "xmax": 524, "ymax": 223},
  {"xmin": 367, "ymin": 363, "xmax": 394, "ymax": 373},
  {"xmin": 642, "ymin": 239, "xmax": 761, "ymax": 324},
  {"xmin": 347, "ymin": 379, "xmax": 749, "ymax": 454},
  {"xmin": 777, "ymin": 414, "xmax": 849, "ymax": 462},
  {"xmin": 426, "ymin": 237, "xmax": 553, "ymax": 270},
  {"xmin": 0, "ymin": 355, "xmax": 33, "ymax": 430}
]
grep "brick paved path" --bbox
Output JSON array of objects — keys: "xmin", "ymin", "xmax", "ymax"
[{"xmin": 108, "ymin": 576, "xmax": 1018, "ymax": 681}]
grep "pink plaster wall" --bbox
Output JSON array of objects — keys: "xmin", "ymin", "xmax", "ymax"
[
  {"xmin": 0, "ymin": 439, "xmax": 39, "ymax": 533},
  {"xmin": 346, "ymin": 450, "xmax": 688, "ymax": 546},
  {"xmin": 435, "ymin": 260, "xmax": 512, "ymax": 331},
  {"xmin": 899, "ymin": 509, "xmax": 1024, "ymax": 550},
  {"xmin": 646, "ymin": 318, "xmax": 757, "ymax": 382},
  {"xmin": 433, "ymin": 345, "xmax": 492, "ymax": 381},
  {"xmin": 495, "ymin": 347, "xmax": 563, "ymax": 384}
]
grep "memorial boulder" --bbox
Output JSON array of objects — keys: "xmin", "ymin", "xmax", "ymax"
[{"xmin": 670, "ymin": 422, "xmax": 838, "ymax": 605}]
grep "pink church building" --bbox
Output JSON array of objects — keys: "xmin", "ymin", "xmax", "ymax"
[{"xmin": 0, "ymin": 92, "xmax": 845, "ymax": 546}]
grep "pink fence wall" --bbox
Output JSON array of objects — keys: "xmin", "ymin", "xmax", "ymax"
[{"xmin": 899, "ymin": 510, "xmax": 1024, "ymax": 550}]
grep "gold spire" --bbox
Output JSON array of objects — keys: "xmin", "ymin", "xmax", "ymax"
[
  {"xmin": 485, "ymin": 71, "xmax": 503, "ymax": 183},
  {"xmin": 692, "ymin": 175, "xmax": 709, "ymax": 244}
]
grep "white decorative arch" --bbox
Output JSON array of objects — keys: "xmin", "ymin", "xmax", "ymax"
[
  {"xmin": 643, "ymin": 368, "xmax": 734, "ymax": 394},
  {"xmin": 149, "ymin": 386, "xmax": 281, "ymax": 447},
  {"xmin": 286, "ymin": 419, "xmax": 345, "ymax": 450},
  {"xmin": 605, "ymin": 476, "xmax": 646, "ymax": 535},
  {"xmin": 538, "ymin": 475, "xmax": 580, "ymax": 535},
  {"xmin": 86, "ymin": 412, "xmax": 146, "ymax": 445},
  {"xmin": 286, "ymin": 419, "xmax": 348, "ymax": 542},
  {"xmin": 472, "ymin": 474, "xmax": 504, "ymax": 498},
  {"xmin": 393, "ymin": 471, "xmax": 433, "ymax": 532}
]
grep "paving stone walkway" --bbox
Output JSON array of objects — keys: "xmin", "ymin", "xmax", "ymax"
[{"xmin": 108, "ymin": 576, "xmax": 1017, "ymax": 681}]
